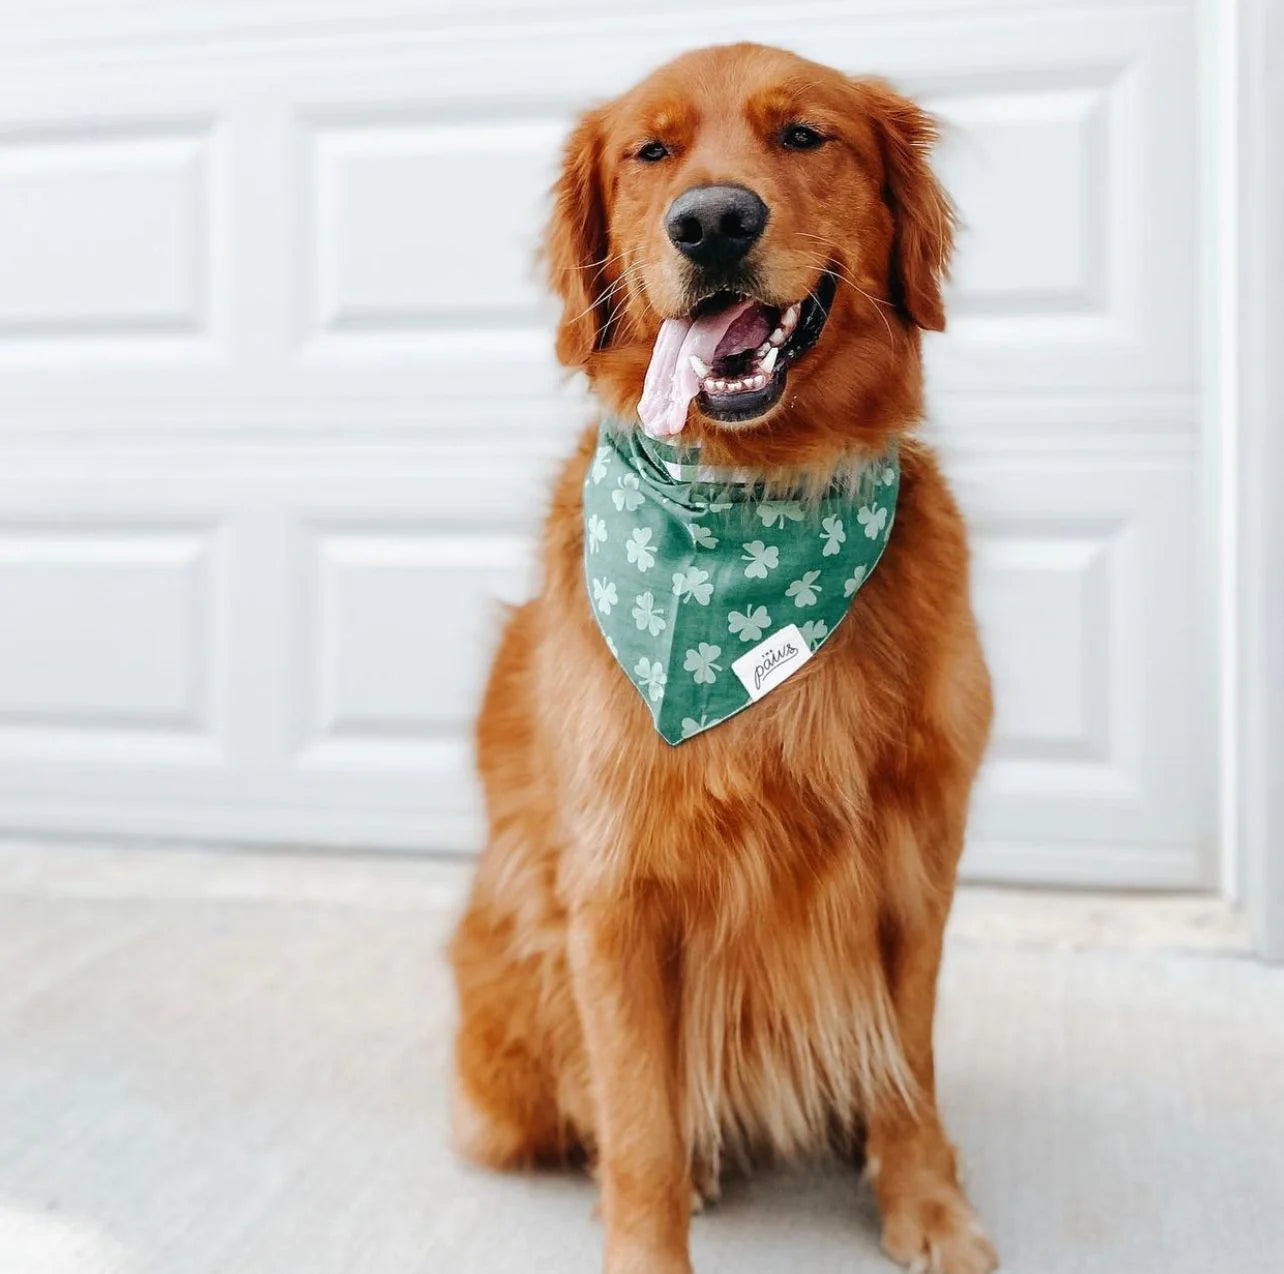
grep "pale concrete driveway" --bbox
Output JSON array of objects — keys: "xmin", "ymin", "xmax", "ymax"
[{"xmin": 0, "ymin": 843, "xmax": 1279, "ymax": 1274}]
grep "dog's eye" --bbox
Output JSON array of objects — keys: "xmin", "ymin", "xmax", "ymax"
[
  {"xmin": 780, "ymin": 124, "xmax": 826, "ymax": 151},
  {"xmin": 635, "ymin": 140, "xmax": 670, "ymax": 163}
]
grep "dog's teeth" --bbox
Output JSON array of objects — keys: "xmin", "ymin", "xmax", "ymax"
[
  {"xmin": 726, "ymin": 379, "xmax": 743, "ymax": 392},
  {"xmin": 755, "ymin": 342, "xmax": 771, "ymax": 357},
  {"xmin": 711, "ymin": 379, "xmax": 727, "ymax": 392},
  {"xmin": 768, "ymin": 327, "xmax": 785, "ymax": 346},
  {"xmin": 782, "ymin": 303, "xmax": 801, "ymax": 332},
  {"xmin": 751, "ymin": 374, "xmax": 767, "ymax": 389},
  {"xmin": 689, "ymin": 354, "xmax": 710, "ymax": 377},
  {"xmin": 759, "ymin": 345, "xmax": 778, "ymax": 373}
]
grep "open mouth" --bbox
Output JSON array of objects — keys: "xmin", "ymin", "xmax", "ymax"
[{"xmin": 636, "ymin": 270, "xmax": 837, "ymax": 438}]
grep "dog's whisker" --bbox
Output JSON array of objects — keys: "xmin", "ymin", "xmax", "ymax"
[
  {"xmin": 564, "ymin": 248, "xmax": 631, "ymax": 273},
  {"xmin": 564, "ymin": 258, "xmax": 660, "ymax": 328},
  {"xmin": 788, "ymin": 248, "xmax": 897, "ymax": 349}
]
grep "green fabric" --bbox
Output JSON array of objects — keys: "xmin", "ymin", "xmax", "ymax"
[{"xmin": 582, "ymin": 422, "xmax": 899, "ymax": 744}]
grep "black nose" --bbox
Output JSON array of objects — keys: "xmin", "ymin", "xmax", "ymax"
[{"xmin": 665, "ymin": 185, "xmax": 768, "ymax": 268}]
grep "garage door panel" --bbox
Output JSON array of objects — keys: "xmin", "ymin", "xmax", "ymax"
[
  {"xmin": 304, "ymin": 115, "xmax": 566, "ymax": 338},
  {"xmin": 296, "ymin": 524, "xmax": 536, "ymax": 755},
  {"xmin": 973, "ymin": 520, "xmax": 1117, "ymax": 766},
  {"xmin": 0, "ymin": 118, "xmax": 224, "ymax": 364},
  {"xmin": 0, "ymin": 519, "xmax": 226, "ymax": 766}
]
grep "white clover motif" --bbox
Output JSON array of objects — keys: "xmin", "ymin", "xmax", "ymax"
[
  {"xmin": 820, "ymin": 514, "xmax": 846, "ymax": 557},
  {"xmin": 591, "ymin": 447, "xmax": 611, "ymax": 484},
  {"xmin": 843, "ymin": 563, "xmax": 868, "ymax": 598},
  {"xmin": 672, "ymin": 565, "xmax": 713, "ymax": 606},
  {"xmin": 680, "ymin": 714, "xmax": 709, "ymax": 739},
  {"xmin": 632, "ymin": 591, "xmax": 666, "ymax": 636},
  {"xmin": 634, "ymin": 656, "xmax": 667, "ymax": 701},
  {"xmin": 591, "ymin": 577, "xmax": 618, "ymax": 615},
  {"xmin": 858, "ymin": 503, "xmax": 889, "ymax": 540},
  {"xmin": 741, "ymin": 540, "xmax": 780, "ymax": 579},
  {"xmin": 799, "ymin": 618, "xmax": 829, "ymax": 649},
  {"xmin": 625, "ymin": 526, "xmax": 656, "ymax": 571},
  {"xmin": 612, "ymin": 472, "xmax": 645, "ymax": 512},
  {"xmin": 786, "ymin": 570, "xmax": 822, "ymax": 608},
  {"xmin": 683, "ymin": 642, "xmax": 723, "ymax": 685},
  {"xmin": 728, "ymin": 605, "xmax": 770, "ymax": 643},
  {"xmin": 690, "ymin": 523, "xmax": 719, "ymax": 549},
  {"xmin": 757, "ymin": 501, "xmax": 805, "ymax": 529},
  {"xmin": 586, "ymin": 513, "xmax": 607, "ymax": 553}
]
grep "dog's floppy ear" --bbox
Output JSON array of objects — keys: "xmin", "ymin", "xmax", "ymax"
[
  {"xmin": 854, "ymin": 78, "xmax": 956, "ymax": 332},
  {"xmin": 545, "ymin": 107, "xmax": 614, "ymax": 368}
]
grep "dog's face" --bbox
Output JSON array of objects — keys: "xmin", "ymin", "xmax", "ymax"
[{"xmin": 546, "ymin": 43, "xmax": 955, "ymax": 458}]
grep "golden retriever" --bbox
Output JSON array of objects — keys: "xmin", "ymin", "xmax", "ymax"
[{"xmin": 450, "ymin": 42, "xmax": 997, "ymax": 1274}]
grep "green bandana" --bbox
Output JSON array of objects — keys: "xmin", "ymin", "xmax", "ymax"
[{"xmin": 582, "ymin": 423, "xmax": 899, "ymax": 744}]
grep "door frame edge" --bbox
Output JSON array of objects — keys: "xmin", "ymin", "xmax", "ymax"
[{"xmin": 1229, "ymin": 0, "xmax": 1284, "ymax": 960}]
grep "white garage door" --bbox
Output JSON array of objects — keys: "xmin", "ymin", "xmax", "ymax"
[{"xmin": 0, "ymin": 0, "xmax": 1211, "ymax": 887}]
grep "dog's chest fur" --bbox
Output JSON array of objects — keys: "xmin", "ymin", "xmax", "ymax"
[
  {"xmin": 550, "ymin": 637, "xmax": 921, "ymax": 1167},
  {"xmin": 675, "ymin": 882, "xmax": 910, "ymax": 1170}
]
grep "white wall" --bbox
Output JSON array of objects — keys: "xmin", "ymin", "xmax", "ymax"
[{"xmin": 0, "ymin": 0, "xmax": 1212, "ymax": 886}]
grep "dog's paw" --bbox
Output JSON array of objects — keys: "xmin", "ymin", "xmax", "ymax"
[{"xmin": 881, "ymin": 1191, "xmax": 998, "ymax": 1274}]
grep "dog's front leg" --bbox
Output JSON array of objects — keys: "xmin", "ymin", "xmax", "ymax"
[
  {"xmin": 866, "ymin": 888, "xmax": 998, "ymax": 1274},
  {"xmin": 568, "ymin": 898, "xmax": 692, "ymax": 1274}
]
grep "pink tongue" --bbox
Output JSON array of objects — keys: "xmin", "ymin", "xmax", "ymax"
[{"xmin": 637, "ymin": 298, "xmax": 761, "ymax": 438}]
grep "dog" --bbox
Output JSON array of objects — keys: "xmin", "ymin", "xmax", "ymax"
[{"xmin": 449, "ymin": 42, "xmax": 997, "ymax": 1274}]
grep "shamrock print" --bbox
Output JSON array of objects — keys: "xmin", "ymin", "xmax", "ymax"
[
  {"xmin": 684, "ymin": 642, "xmax": 723, "ymax": 685},
  {"xmin": 741, "ymin": 540, "xmax": 780, "ymax": 579},
  {"xmin": 632, "ymin": 591, "xmax": 666, "ymax": 636},
  {"xmin": 626, "ymin": 526, "xmax": 656, "ymax": 571},
  {"xmin": 582, "ymin": 426, "xmax": 899, "ymax": 744},
  {"xmin": 858, "ymin": 503, "xmax": 889, "ymax": 540},
  {"xmin": 634, "ymin": 656, "xmax": 667, "ymax": 702},
  {"xmin": 786, "ymin": 570, "xmax": 822, "ymax": 608},
  {"xmin": 799, "ymin": 618, "xmax": 828, "ymax": 650},
  {"xmin": 820, "ymin": 514, "xmax": 846, "ymax": 557},
  {"xmin": 591, "ymin": 577, "xmax": 618, "ymax": 616},
  {"xmin": 672, "ymin": 565, "xmax": 713, "ymax": 605},
  {"xmin": 757, "ymin": 501, "xmax": 805, "ymax": 529},
  {"xmin": 591, "ymin": 446, "xmax": 611, "ymax": 484},
  {"xmin": 844, "ymin": 563, "xmax": 868, "ymax": 598},
  {"xmin": 728, "ymin": 604, "xmax": 771, "ymax": 642},
  {"xmin": 612, "ymin": 472, "xmax": 645, "ymax": 513}
]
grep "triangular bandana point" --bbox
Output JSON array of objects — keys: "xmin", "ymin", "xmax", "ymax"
[{"xmin": 583, "ymin": 422, "xmax": 899, "ymax": 744}]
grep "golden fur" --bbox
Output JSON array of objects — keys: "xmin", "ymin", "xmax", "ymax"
[{"xmin": 450, "ymin": 43, "xmax": 998, "ymax": 1274}]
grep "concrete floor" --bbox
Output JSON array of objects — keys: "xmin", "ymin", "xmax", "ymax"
[{"xmin": 0, "ymin": 841, "xmax": 1280, "ymax": 1274}]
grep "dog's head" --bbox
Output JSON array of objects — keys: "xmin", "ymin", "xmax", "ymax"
[{"xmin": 546, "ymin": 43, "xmax": 955, "ymax": 468}]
